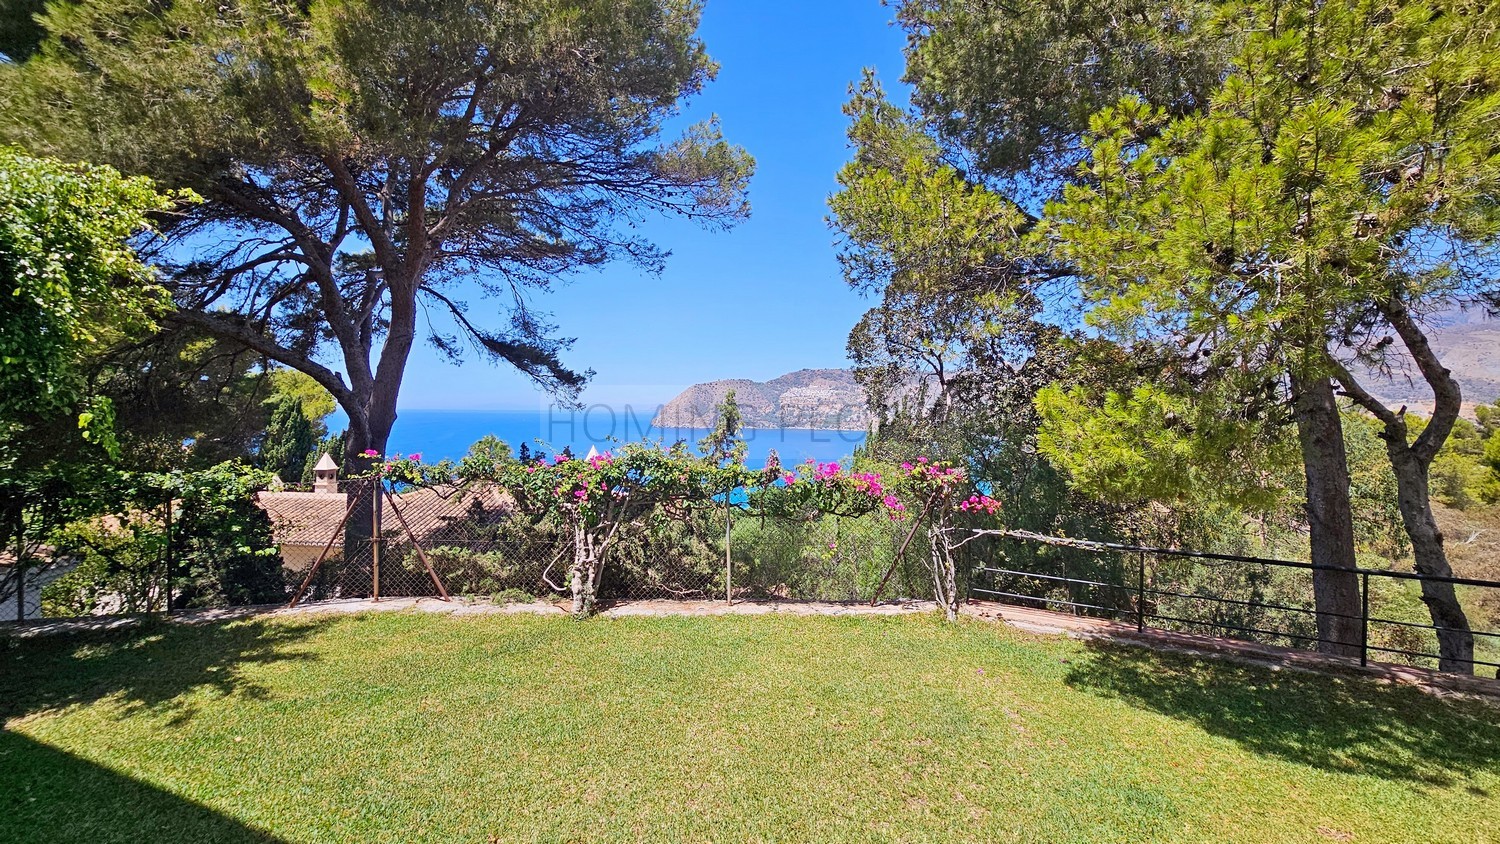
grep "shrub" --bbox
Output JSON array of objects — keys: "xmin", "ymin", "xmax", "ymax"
[{"xmin": 155, "ymin": 462, "xmax": 284, "ymax": 608}]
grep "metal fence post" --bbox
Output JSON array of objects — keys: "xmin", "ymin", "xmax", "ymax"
[
  {"xmin": 1137, "ymin": 551, "xmax": 1146, "ymax": 633},
  {"xmin": 371, "ymin": 480, "xmax": 382, "ymax": 602},
  {"xmin": 163, "ymin": 495, "xmax": 174, "ymax": 613},
  {"xmin": 724, "ymin": 502, "xmax": 733, "ymax": 606},
  {"xmin": 1360, "ymin": 571, "xmax": 1369, "ymax": 667}
]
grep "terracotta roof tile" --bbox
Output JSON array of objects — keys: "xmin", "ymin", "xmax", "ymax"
[{"xmin": 256, "ymin": 484, "xmax": 515, "ymax": 548}]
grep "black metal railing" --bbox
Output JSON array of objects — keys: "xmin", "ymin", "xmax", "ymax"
[{"xmin": 963, "ymin": 529, "xmax": 1500, "ymax": 675}]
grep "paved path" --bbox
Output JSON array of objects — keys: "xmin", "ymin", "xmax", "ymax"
[
  {"xmin": 1, "ymin": 595, "xmax": 938, "ymax": 637},
  {"xmin": 7, "ymin": 595, "xmax": 1497, "ymax": 700},
  {"xmin": 963, "ymin": 600, "xmax": 1500, "ymax": 700}
]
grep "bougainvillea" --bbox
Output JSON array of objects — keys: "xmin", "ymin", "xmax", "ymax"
[
  {"xmin": 751, "ymin": 458, "xmax": 906, "ymax": 521},
  {"xmin": 893, "ymin": 457, "xmax": 1002, "ymax": 620},
  {"xmin": 339, "ymin": 445, "xmax": 1002, "ymax": 619},
  {"xmin": 898, "ymin": 458, "xmax": 999, "ymax": 515},
  {"xmin": 502, "ymin": 444, "xmax": 731, "ymax": 616}
]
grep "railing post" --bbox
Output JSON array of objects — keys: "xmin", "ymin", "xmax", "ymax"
[
  {"xmin": 725, "ymin": 501, "xmax": 733, "ymax": 606},
  {"xmin": 163, "ymin": 495, "xmax": 173, "ymax": 614},
  {"xmin": 1360, "ymin": 571, "xmax": 1369, "ymax": 667},
  {"xmin": 1137, "ymin": 551, "xmax": 1146, "ymax": 633},
  {"xmin": 371, "ymin": 479, "xmax": 382, "ymax": 602}
]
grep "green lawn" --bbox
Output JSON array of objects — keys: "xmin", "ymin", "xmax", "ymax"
[{"xmin": 2, "ymin": 612, "xmax": 1496, "ymax": 844}]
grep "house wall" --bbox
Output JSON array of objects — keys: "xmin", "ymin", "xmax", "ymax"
[
  {"xmin": 2, "ymin": 562, "xmax": 78, "ymax": 621},
  {"xmin": 279, "ymin": 544, "xmax": 323, "ymax": 573}
]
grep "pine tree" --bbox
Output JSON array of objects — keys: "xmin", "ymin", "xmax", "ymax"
[{"xmin": 259, "ymin": 396, "xmax": 316, "ymax": 485}]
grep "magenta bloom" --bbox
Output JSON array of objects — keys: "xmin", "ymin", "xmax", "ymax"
[
  {"xmin": 408, "ymin": 452, "xmax": 422, "ymax": 463},
  {"xmin": 362, "ymin": 449, "xmax": 380, "ymax": 458}
]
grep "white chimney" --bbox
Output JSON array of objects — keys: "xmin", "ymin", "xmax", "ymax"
[{"xmin": 313, "ymin": 453, "xmax": 339, "ymax": 494}]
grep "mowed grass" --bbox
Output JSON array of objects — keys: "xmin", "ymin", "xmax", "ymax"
[{"xmin": 2, "ymin": 612, "xmax": 1497, "ymax": 844}]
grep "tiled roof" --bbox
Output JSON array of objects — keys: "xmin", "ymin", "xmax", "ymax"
[
  {"xmin": 256, "ymin": 484, "xmax": 515, "ymax": 548},
  {"xmin": 255, "ymin": 492, "xmax": 349, "ymax": 547}
]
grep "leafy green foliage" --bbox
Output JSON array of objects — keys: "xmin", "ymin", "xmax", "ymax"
[
  {"xmin": 96, "ymin": 326, "xmax": 273, "ymax": 471},
  {"xmin": 463, "ymin": 435, "xmax": 515, "ymax": 473},
  {"xmin": 139, "ymin": 463, "xmax": 284, "ymax": 608},
  {"xmin": 42, "ymin": 514, "xmax": 167, "ymax": 618},
  {"xmin": 829, "ymin": 73, "xmax": 1080, "ymax": 550},
  {"xmin": 0, "ymin": 148, "xmax": 185, "ymax": 440},
  {"xmin": 698, "ymin": 389, "xmax": 746, "ymax": 466},
  {"xmin": 267, "ymin": 370, "xmax": 336, "ymax": 430},
  {"xmin": 0, "ymin": 149, "xmax": 187, "ymax": 612},
  {"xmin": 1048, "ymin": 0, "xmax": 1500, "ymax": 383},
  {"xmin": 895, "ymin": 0, "xmax": 1229, "ymax": 193},
  {"xmin": 1035, "ymin": 379, "xmax": 1297, "ymax": 511},
  {"xmin": 258, "ymin": 395, "xmax": 316, "ymax": 484},
  {"xmin": 1041, "ymin": 0, "xmax": 1500, "ymax": 670}
]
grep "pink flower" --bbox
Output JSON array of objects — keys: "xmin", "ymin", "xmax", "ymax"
[
  {"xmin": 781, "ymin": 472, "xmax": 796, "ymax": 484},
  {"xmin": 362, "ymin": 449, "xmax": 380, "ymax": 458},
  {"xmin": 408, "ymin": 452, "xmax": 422, "ymax": 462},
  {"xmin": 901, "ymin": 462, "xmax": 913, "ymax": 471}
]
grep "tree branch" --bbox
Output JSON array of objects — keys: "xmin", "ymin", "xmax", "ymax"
[
  {"xmin": 164, "ymin": 310, "xmax": 358, "ymax": 415},
  {"xmin": 1377, "ymin": 296, "xmax": 1461, "ymax": 463}
]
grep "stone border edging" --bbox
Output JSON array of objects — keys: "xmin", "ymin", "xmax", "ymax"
[{"xmin": 7, "ymin": 596, "xmax": 1497, "ymax": 702}]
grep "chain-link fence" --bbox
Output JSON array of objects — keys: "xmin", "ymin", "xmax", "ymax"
[
  {"xmin": 15, "ymin": 476, "xmax": 934, "ymax": 621},
  {"xmin": 266, "ymin": 480, "xmax": 931, "ymax": 606}
]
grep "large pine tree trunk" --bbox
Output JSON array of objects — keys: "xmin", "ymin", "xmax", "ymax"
[
  {"xmin": 1387, "ymin": 451, "xmax": 1475, "ymax": 672},
  {"xmin": 1332, "ymin": 299, "xmax": 1476, "ymax": 674},
  {"xmin": 340, "ymin": 407, "xmax": 389, "ymax": 592},
  {"xmin": 338, "ymin": 328, "xmax": 411, "ymax": 590},
  {"xmin": 1291, "ymin": 374, "xmax": 1363, "ymax": 659}
]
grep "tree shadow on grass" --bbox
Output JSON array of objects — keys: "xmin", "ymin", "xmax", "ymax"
[
  {"xmin": 1063, "ymin": 640, "xmax": 1500, "ymax": 790},
  {"xmin": 0, "ymin": 617, "xmax": 322, "ymax": 725},
  {"xmin": 0, "ymin": 729, "xmax": 285, "ymax": 844}
]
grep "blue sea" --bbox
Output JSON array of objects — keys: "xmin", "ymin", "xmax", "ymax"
[{"xmin": 342, "ymin": 409, "xmax": 868, "ymax": 468}]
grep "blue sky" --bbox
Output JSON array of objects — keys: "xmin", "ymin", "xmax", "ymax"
[{"xmin": 396, "ymin": 0, "xmax": 910, "ymax": 411}]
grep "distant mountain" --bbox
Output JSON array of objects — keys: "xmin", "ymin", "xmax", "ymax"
[
  {"xmin": 654, "ymin": 313, "xmax": 1500, "ymax": 432},
  {"xmin": 653, "ymin": 369, "xmax": 870, "ymax": 431},
  {"xmin": 1363, "ymin": 309, "xmax": 1500, "ymax": 413}
]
